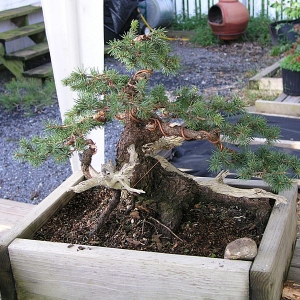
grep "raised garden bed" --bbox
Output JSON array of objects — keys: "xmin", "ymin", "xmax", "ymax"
[
  {"xmin": 248, "ymin": 59, "xmax": 300, "ymax": 116},
  {"xmin": 0, "ymin": 171, "xmax": 298, "ymax": 300},
  {"xmin": 248, "ymin": 59, "xmax": 283, "ymax": 92}
]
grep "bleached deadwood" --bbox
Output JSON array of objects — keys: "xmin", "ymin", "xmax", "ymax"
[
  {"xmin": 143, "ymin": 137, "xmax": 288, "ymax": 206},
  {"xmin": 70, "ymin": 144, "xmax": 145, "ymax": 194},
  {"xmin": 142, "ymin": 136, "xmax": 185, "ymax": 155},
  {"xmin": 72, "ymin": 137, "xmax": 288, "ymax": 206},
  {"xmin": 196, "ymin": 171, "xmax": 287, "ymax": 206}
]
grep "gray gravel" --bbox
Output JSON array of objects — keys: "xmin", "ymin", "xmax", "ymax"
[{"xmin": 0, "ymin": 41, "xmax": 277, "ymax": 203}]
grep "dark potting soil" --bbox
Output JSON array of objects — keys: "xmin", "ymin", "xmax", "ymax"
[{"xmin": 33, "ymin": 185, "xmax": 271, "ymax": 258}]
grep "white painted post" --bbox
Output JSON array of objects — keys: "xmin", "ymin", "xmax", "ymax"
[{"xmin": 41, "ymin": 0, "xmax": 104, "ymax": 172}]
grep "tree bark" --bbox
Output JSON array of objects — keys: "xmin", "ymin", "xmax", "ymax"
[{"xmin": 115, "ymin": 118, "xmax": 272, "ymax": 233}]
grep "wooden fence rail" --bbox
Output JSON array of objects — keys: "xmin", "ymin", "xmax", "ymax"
[{"xmin": 173, "ymin": 0, "xmax": 298, "ymax": 19}]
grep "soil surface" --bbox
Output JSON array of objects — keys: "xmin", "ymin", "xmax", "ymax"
[{"xmin": 34, "ymin": 185, "xmax": 271, "ymax": 258}]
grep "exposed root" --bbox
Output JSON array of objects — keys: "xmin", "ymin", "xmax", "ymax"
[
  {"xmin": 149, "ymin": 216, "xmax": 184, "ymax": 242},
  {"xmin": 93, "ymin": 189, "xmax": 121, "ymax": 233}
]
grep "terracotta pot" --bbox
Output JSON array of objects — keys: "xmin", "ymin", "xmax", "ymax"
[{"xmin": 208, "ymin": 0, "xmax": 250, "ymax": 40}]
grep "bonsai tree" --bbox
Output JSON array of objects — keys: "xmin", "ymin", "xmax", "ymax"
[{"xmin": 16, "ymin": 21, "xmax": 300, "ymax": 234}]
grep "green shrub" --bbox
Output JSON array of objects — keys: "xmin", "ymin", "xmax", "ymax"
[
  {"xmin": 190, "ymin": 22, "xmax": 218, "ymax": 46},
  {"xmin": 243, "ymin": 14, "xmax": 273, "ymax": 46},
  {"xmin": 171, "ymin": 14, "xmax": 205, "ymax": 31},
  {"xmin": 0, "ymin": 78, "xmax": 56, "ymax": 114},
  {"xmin": 171, "ymin": 13, "xmax": 273, "ymax": 47},
  {"xmin": 270, "ymin": 44, "xmax": 292, "ymax": 56},
  {"xmin": 171, "ymin": 14, "xmax": 217, "ymax": 46}
]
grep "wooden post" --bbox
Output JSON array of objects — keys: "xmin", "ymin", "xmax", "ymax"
[{"xmin": 41, "ymin": 0, "xmax": 104, "ymax": 172}]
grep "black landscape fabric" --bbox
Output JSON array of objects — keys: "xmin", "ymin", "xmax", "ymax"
[{"xmin": 168, "ymin": 114, "xmax": 300, "ymax": 177}]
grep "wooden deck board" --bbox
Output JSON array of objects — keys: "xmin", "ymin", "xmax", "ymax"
[
  {"xmin": 274, "ymin": 93, "xmax": 288, "ymax": 102},
  {"xmin": 255, "ymin": 92, "xmax": 300, "ymax": 116},
  {"xmin": 0, "ymin": 5, "xmax": 42, "ymax": 22},
  {"xmin": 0, "ymin": 199, "xmax": 34, "ymax": 238},
  {"xmin": 249, "ymin": 59, "xmax": 282, "ymax": 82},
  {"xmin": 287, "ymin": 239, "xmax": 300, "ymax": 283},
  {"xmin": 5, "ymin": 42, "xmax": 49, "ymax": 61},
  {"xmin": 284, "ymin": 95, "xmax": 300, "ymax": 103},
  {"xmin": 23, "ymin": 62, "xmax": 52, "ymax": 78},
  {"xmin": 0, "ymin": 22, "xmax": 45, "ymax": 43}
]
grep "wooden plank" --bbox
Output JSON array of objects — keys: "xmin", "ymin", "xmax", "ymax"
[
  {"xmin": 23, "ymin": 62, "xmax": 52, "ymax": 78},
  {"xmin": 8, "ymin": 238, "xmax": 251, "ymax": 300},
  {"xmin": 250, "ymin": 184, "xmax": 298, "ymax": 300},
  {"xmin": 0, "ymin": 43, "xmax": 24, "ymax": 78},
  {"xmin": 0, "ymin": 6, "xmax": 42, "ymax": 22},
  {"xmin": 274, "ymin": 93, "xmax": 288, "ymax": 102},
  {"xmin": 0, "ymin": 171, "xmax": 84, "ymax": 300},
  {"xmin": 248, "ymin": 59, "xmax": 283, "ymax": 90},
  {"xmin": 255, "ymin": 100, "xmax": 300, "ymax": 117},
  {"xmin": 0, "ymin": 22, "xmax": 45, "ymax": 42},
  {"xmin": 258, "ymin": 78, "xmax": 282, "ymax": 91},
  {"xmin": 284, "ymin": 95, "xmax": 300, "ymax": 103},
  {"xmin": 1, "ymin": 174, "xmax": 298, "ymax": 299},
  {"xmin": 290, "ymin": 239, "xmax": 300, "ymax": 268},
  {"xmin": 0, "ymin": 199, "xmax": 34, "ymax": 238},
  {"xmin": 287, "ymin": 239, "xmax": 300, "ymax": 283},
  {"xmin": 4, "ymin": 42, "xmax": 49, "ymax": 61},
  {"xmin": 287, "ymin": 267, "xmax": 300, "ymax": 283}
]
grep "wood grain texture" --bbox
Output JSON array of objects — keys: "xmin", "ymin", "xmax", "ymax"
[
  {"xmin": 287, "ymin": 239, "xmax": 300, "ymax": 283},
  {"xmin": 1, "ymin": 174, "xmax": 298, "ymax": 299},
  {"xmin": 0, "ymin": 5, "xmax": 41, "ymax": 22},
  {"xmin": 23, "ymin": 62, "xmax": 52, "ymax": 78},
  {"xmin": 0, "ymin": 22, "xmax": 45, "ymax": 42},
  {"xmin": 258, "ymin": 77, "xmax": 282, "ymax": 91},
  {"xmin": 0, "ymin": 171, "xmax": 84, "ymax": 300},
  {"xmin": 274, "ymin": 93, "xmax": 288, "ymax": 102},
  {"xmin": 4, "ymin": 41, "xmax": 49, "ymax": 60},
  {"xmin": 255, "ymin": 100, "xmax": 300, "ymax": 116},
  {"xmin": 250, "ymin": 183, "xmax": 298, "ymax": 300},
  {"xmin": 248, "ymin": 59, "xmax": 282, "ymax": 90},
  {"xmin": 9, "ymin": 238, "xmax": 251, "ymax": 300},
  {"xmin": 0, "ymin": 199, "xmax": 34, "ymax": 238}
]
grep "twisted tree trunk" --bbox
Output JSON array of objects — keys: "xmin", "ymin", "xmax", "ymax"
[{"xmin": 115, "ymin": 117, "xmax": 274, "ymax": 233}]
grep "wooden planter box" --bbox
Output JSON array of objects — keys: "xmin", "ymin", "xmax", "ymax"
[
  {"xmin": 248, "ymin": 59, "xmax": 283, "ymax": 92},
  {"xmin": 0, "ymin": 171, "xmax": 298, "ymax": 300},
  {"xmin": 248, "ymin": 59, "xmax": 300, "ymax": 116}
]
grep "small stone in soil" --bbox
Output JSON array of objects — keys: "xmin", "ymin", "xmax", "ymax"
[{"xmin": 224, "ymin": 237, "xmax": 258, "ymax": 260}]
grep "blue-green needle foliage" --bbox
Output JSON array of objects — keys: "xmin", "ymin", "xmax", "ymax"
[
  {"xmin": 107, "ymin": 20, "xmax": 180, "ymax": 74},
  {"xmin": 15, "ymin": 20, "xmax": 300, "ymax": 192}
]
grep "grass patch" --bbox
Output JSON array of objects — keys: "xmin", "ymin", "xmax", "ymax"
[
  {"xmin": 0, "ymin": 78, "xmax": 56, "ymax": 115},
  {"xmin": 240, "ymin": 88, "xmax": 280, "ymax": 106}
]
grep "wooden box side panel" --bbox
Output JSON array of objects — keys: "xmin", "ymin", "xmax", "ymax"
[
  {"xmin": 250, "ymin": 184, "xmax": 298, "ymax": 300},
  {"xmin": 0, "ymin": 171, "xmax": 84, "ymax": 300},
  {"xmin": 287, "ymin": 239, "xmax": 300, "ymax": 282},
  {"xmin": 9, "ymin": 238, "xmax": 252, "ymax": 300}
]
